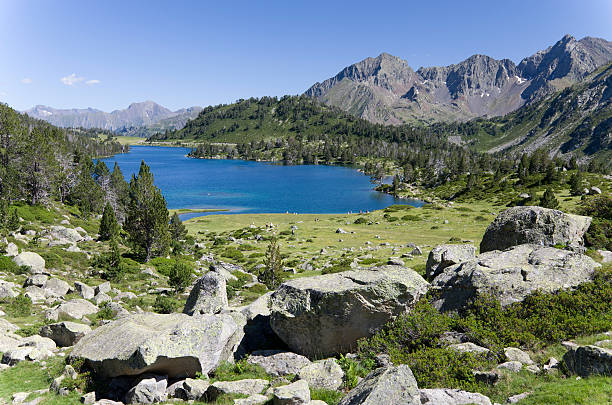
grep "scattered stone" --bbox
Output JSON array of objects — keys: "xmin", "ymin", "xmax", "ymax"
[
  {"xmin": 75, "ymin": 282, "xmax": 95, "ymax": 300},
  {"xmin": 410, "ymin": 246, "xmax": 423, "ymax": 256},
  {"xmin": 338, "ymin": 365, "xmax": 420, "ymax": 405},
  {"xmin": 297, "ymin": 358, "xmax": 344, "ymax": 390},
  {"xmin": 81, "ymin": 392, "xmax": 96, "ymax": 404},
  {"xmin": 387, "ymin": 258, "xmax": 404, "ymax": 266},
  {"xmin": 562, "ymin": 344, "xmax": 612, "ymax": 377},
  {"xmin": 6, "ymin": 242, "xmax": 18, "ymax": 257},
  {"xmin": 0, "ymin": 282, "xmax": 18, "ymax": 299},
  {"xmin": 272, "ymin": 379, "xmax": 310, "ymax": 405},
  {"xmin": 336, "ymin": 228, "xmax": 348, "ymax": 234},
  {"xmin": 70, "ymin": 312, "xmax": 245, "ymax": 378},
  {"xmin": 125, "ymin": 374, "xmax": 168, "ymax": 404},
  {"xmin": 438, "ymin": 331, "xmax": 469, "ymax": 346},
  {"xmin": 247, "ymin": 351, "xmax": 312, "ymax": 377},
  {"xmin": 507, "ymin": 392, "xmax": 531, "ymax": 403},
  {"xmin": 183, "ymin": 272, "xmax": 228, "ymax": 315},
  {"xmin": 480, "ymin": 206, "xmax": 591, "ymax": 253},
  {"xmin": 171, "ymin": 378, "xmax": 210, "ymax": 401},
  {"xmin": 590, "ymin": 186, "xmax": 602, "ymax": 194},
  {"xmin": 504, "ymin": 347, "xmax": 534, "ymax": 365},
  {"xmin": 40, "ymin": 321, "xmax": 92, "ymax": 347},
  {"xmin": 93, "ymin": 293, "xmax": 112, "ymax": 306},
  {"xmin": 234, "ymin": 394, "xmax": 269, "ymax": 405},
  {"xmin": 207, "ymin": 379, "xmax": 269, "ymax": 399},
  {"xmin": 24, "ymin": 286, "xmax": 46, "ymax": 303},
  {"xmin": 419, "ymin": 388, "xmax": 492, "ymax": 405},
  {"xmin": 46, "ymin": 299, "xmax": 98, "ymax": 321},
  {"xmin": 448, "ymin": 342, "xmax": 490, "ymax": 356},
  {"xmin": 25, "ymin": 274, "xmax": 48, "ymax": 287},
  {"xmin": 95, "ymin": 282, "xmax": 111, "ymax": 295},
  {"xmin": 42, "ymin": 278, "xmax": 71, "ymax": 297},
  {"xmin": 597, "ymin": 250, "xmax": 612, "ymax": 263},
  {"xmin": 13, "ymin": 252, "xmax": 45, "ymax": 273},
  {"xmin": 0, "ymin": 319, "xmax": 19, "ymax": 334},
  {"xmin": 270, "ymin": 267, "xmax": 429, "ymax": 357},
  {"xmin": 495, "ymin": 361, "xmax": 523, "ymax": 373},
  {"xmin": 525, "ymin": 364, "xmax": 540, "ymax": 373},
  {"xmin": 473, "ymin": 370, "xmax": 499, "ymax": 385},
  {"xmin": 425, "ymin": 244, "xmax": 476, "ymax": 280}
]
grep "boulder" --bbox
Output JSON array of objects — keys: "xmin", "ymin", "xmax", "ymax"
[
  {"xmin": 448, "ymin": 342, "xmax": 490, "ymax": 356},
  {"xmin": 6, "ymin": 242, "xmax": 18, "ymax": 257},
  {"xmin": 480, "ymin": 206, "xmax": 591, "ymax": 253},
  {"xmin": 432, "ymin": 244, "xmax": 599, "ymax": 311},
  {"xmin": 24, "ymin": 286, "xmax": 46, "ymax": 303},
  {"xmin": 75, "ymin": 282, "xmax": 95, "ymax": 300},
  {"xmin": 46, "ymin": 299, "xmax": 99, "ymax": 321},
  {"xmin": 496, "ymin": 361, "xmax": 523, "ymax": 373},
  {"xmin": 170, "ymin": 378, "xmax": 210, "ymax": 401},
  {"xmin": 25, "ymin": 274, "xmax": 48, "ymax": 287},
  {"xmin": 13, "ymin": 252, "xmax": 45, "ymax": 273},
  {"xmin": 598, "ymin": 250, "xmax": 612, "ymax": 263},
  {"xmin": 247, "ymin": 350, "xmax": 312, "ymax": 377},
  {"xmin": 0, "ymin": 282, "xmax": 18, "ymax": 299},
  {"xmin": 183, "ymin": 272, "xmax": 228, "ymax": 315},
  {"xmin": 207, "ymin": 379, "xmax": 269, "ymax": 399},
  {"xmin": 272, "ymin": 380, "xmax": 310, "ymax": 405},
  {"xmin": 45, "ymin": 226, "xmax": 83, "ymax": 244},
  {"xmin": 235, "ymin": 394, "xmax": 270, "ymax": 405},
  {"xmin": 43, "ymin": 278, "xmax": 71, "ymax": 297},
  {"xmin": 95, "ymin": 282, "xmax": 111, "ymax": 295},
  {"xmin": 504, "ymin": 347, "xmax": 534, "ymax": 365},
  {"xmin": 426, "ymin": 244, "xmax": 476, "ymax": 280},
  {"xmin": 93, "ymin": 293, "xmax": 112, "ymax": 306},
  {"xmin": 270, "ymin": 267, "xmax": 429, "ymax": 357},
  {"xmin": 70, "ymin": 312, "xmax": 245, "ymax": 378},
  {"xmin": 210, "ymin": 261, "xmax": 242, "ymax": 282},
  {"xmin": 235, "ymin": 292, "xmax": 285, "ymax": 353},
  {"xmin": 562, "ymin": 345, "xmax": 612, "ymax": 377},
  {"xmin": 0, "ymin": 319, "xmax": 19, "ymax": 334},
  {"xmin": 40, "ymin": 321, "xmax": 92, "ymax": 347},
  {"xmin": 296, "ymin": 358, "xmax": 344, "ymax": 390},
  {"xmin": 125, "ymin": 374, "xmax": 168, "ymax": 404},
  {"xmin": 338, "ymin": 365, "xmax": 420, "ymax": 405},
  {"xmin": 419, "ymin": 388, "xmax": 492, "ymax": 405},
  {"xmin": 0, "ymin": 332, "xmax": 22, "ymax": 353}
]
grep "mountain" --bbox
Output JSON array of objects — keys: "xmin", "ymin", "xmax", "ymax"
[
  {"xmin": 24, "ymin": 101, "xmax": 203, "ymax": 133},
  {"xmin": 305, "ymin": 35, "xmax": 612, "ymax": 125}
]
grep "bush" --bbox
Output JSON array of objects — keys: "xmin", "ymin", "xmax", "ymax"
[
  {"xmin": 402, "ymin": 215, "xmax": 420, "ymax": 221},
  {"xmin": 153, "ymin": 295, "xmax": 180, "ymax": 314},
  {"xmin": 5, "ymin": 294, "xmax": 32, "ymax": 317},
  {"xmin": 168, "ymin": 261, "xmax": 193, "ymax": 293},
  {"xmin": 321, "ymin": 258, "xmax": 352, "ymax": 275},
  {"xmin": 310, "ymin": 388, "xmax": 344, "ymax": 404},
  {"xmin": 337, "ymin": 355, "xmax": 374, "ymax": 390},
  {"xmin": 221, "ymin": 247, "xmax": 245, "ymax": 261},
  {"xmin": 0, "ymin": 256, "xmax": 27, "ymax": 274},
  {"xmin": 95, "ymin": 303, "xmax": 115, "ymax": 321},
  {"xmin": 353, "ymin": 217, "xmax": 368, "ymax": 224},
  {"xmin": 580, "ymin": 194, "xmax": 612, "ymax": 250},
  {"xmin": 211, "ymin": 359, "xmax": 269, "ymax": 382}
]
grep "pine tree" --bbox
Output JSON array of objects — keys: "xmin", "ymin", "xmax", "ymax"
[
  {"xmin": 110, "ymin": 162, "xmax": 129, "ymax": 222},
  {"xmin": 169, "ymin": 212, "xmax": 187, "ymax": 241},
  {"xmin": 540, "ymin": 188, "xmax": 559, "ymax": 209},
  {"xmin": 259, "ymin": 237, "xmax": 284, "ymax": 290},
  {"xmin": 168, "ymin": 260, "xmax": 192, "ymax": 293},
  {"xmin": 124, "ymin": 161, "xmax": 170, "ymax": 262},
  {"xmin": 99, "ymin": 203, "xmax": 120, "ymax": 241},
  {"xmin": 569, "ymin": 172, "xmax": 583, "ymax": 196}
]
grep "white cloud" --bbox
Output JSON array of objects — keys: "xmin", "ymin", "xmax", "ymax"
[
  {"xmin": 21, "ymin": 78, "xmax": 32, "ymax": 84},
  {"xmin": 85, "ymin": 79, "xmax": 100, "ymax": 85},
  {"xmin": 60, "ymin": 73, "xmax": 84, "ymax": 86},
  {"xmin": 0, "ymin": 91, "xmax": 6, "ymax": 97}
]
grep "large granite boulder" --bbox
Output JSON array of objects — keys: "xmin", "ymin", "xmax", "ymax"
[
  {"xmin": 40, "ymin": 321, "xmax": 92, "ymax": 347},
  {"xmin": 562, "ymin": 345, "xmax": 612, "ymax": 377},
  {"xmin": 247, "ymin": 350, "xmax": 312, "ymax": 377},
  {"xmin": 43, "ymin": 278, "xmax": 71, "ymax": 297},
  {"xmin": 432, "ymin": 244, "xmax": 599, "ymax": 311},
  {"xmin": 480, "ymin": 206, "xmax": 591, "ymax": 253},
  {"xmin": 45, "ymin": 226, "xmax": 83, "ymax": 246},
  {"xmin": 272, "ymin": 380, "xmax": 310, "ymax": 405},
  {"xmin": 206, "ymin": 379, "xmax": 269, "ymax": 400},
  {"xmin": 12, "ymin": 252, "xmax": 45, "ymax": 273},
  {"xmin": 297, "ymin": 358, "xmax": 344, "ymax": 390},
  {"xmin": 426, "ymin": 244, "xmax": 476, "ymax": 280},
  {"xmin": 338, "ymin": 365, "xmax": 420, "ymax": 405},
  {"xmin": 125, "ymin": 374, "xmax": 168, "ymax": 404},
  {"xmin": 45, "ymin": 299, "xmax": 98, "ymax": 321},
  {"xmin": 234, "ymin": 292, "xmax": 285, "ymax": 353},
  {"xmin": 270, "ymin": 267, "xmax": 429, "ymax": 357},
  {"xmin": 183, "ymin": 272, "xmax": 228, "ymax": 315},
  {"xmin": 70, "ymin": 312, "xmax": 244, "ymax": 378},
  {"xmin": 419, "ymin": 388, "xmax": 492, "ymax": 405}
]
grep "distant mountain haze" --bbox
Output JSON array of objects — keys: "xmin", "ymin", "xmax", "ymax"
[
  {"xmin": 24, "ymin": 101, "xmax": 203, "ymax": 132},
  {"xmin": 305, "ymin": 35, "xmax": 612, "ymax": 125}
]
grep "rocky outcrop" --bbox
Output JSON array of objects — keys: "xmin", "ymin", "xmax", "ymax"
[
  {"xmin": 338, "ymin": 365, "xmax": 420, "ymax": 405},
  {"xmin": 426, "ymin": 244, "xmax": 476, "ymax": 280},
  {"xmin": 562, "ymin": 344, "xmax": 612, "ymax": 377},
  {"xmin": 432, "ymin": 244, "xmax": 599, "ymax": 310},
  {"xmin": 183, "ymin": 272, "xmax": 227, "ymax": 315},
  {"xmin": 70, "ymin": 312, "xmax": 245, "ymax": 378},
  {"xmin": 270, "ymin": 267, "xmax": 429, "ymax": 357},
  {"xmin": 480, "ymin": 207, "xmax": 591, "ymax": 253}
]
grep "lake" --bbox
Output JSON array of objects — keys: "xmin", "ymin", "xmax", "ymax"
[{"xmin": 102, "ymin": 146, "xmax": 424, "ymax": 218}]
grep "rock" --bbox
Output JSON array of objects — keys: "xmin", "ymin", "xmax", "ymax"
[
  {"xmin": 544, "ymin": 357, "xmax": 559, "ymax": 370},
  {"xmin": 46, "ymin": 299, "xmax": 99, "ymax": 321},
  {"xmin": 25, "ymin": 274, "xmax": 48, "ymax": 287},
  {"xmin": 426, "ymin": 244, "xmax": 476, "ymax": 280},
  {"xmin": 0, "ymin": 319, "xmax": 19, "ymax": 334},
  {"xmin": 419, "ymin": 388, "xmax": 492, "ymax": 405},
  {"xmin": 410, "ymin": 246, "xmax": 423, "ymax": 256},
  {"xmin": 432, "ymin": 244, "xmax": 599, "ymax": 311},
  {"xmin": 24, "ymin": 286, "xmax": 46, "ymax": 303},
  {"xmin": 504, "ymin": 347, "xmax": 534, "ymax": 365},
  {"xmin": 235, "ymin": 292, "xmax": 285, "ymax": 353},
  {"xmin": 45, "ymin": 226, "xmax": 83, "ymax": 245},
  {"xmin": 81, "ymin": 392, "xmax": 96, "ymax": 404},
  {"xmin": 473, "ymin": 370, "xmax": 499, "ymax": 385},
  {"xmin": 6, "ymin": 242, "xmax": 18, "ymax": 257},
  {"xmin": 0, "ymin": 332, "xmax": 22, "ymax": 353},
  {"xmin": 171, "ymin": 378, "xmax": 210, "ymax": 401},
  {"xmin": 75, "ymin": 282, "xmax": 95, "ymax": 300},
  {"xmin": 480, "ymin": 206, "xmax": 591, "ymax": 253},
  {"xmin": 0, "ymin": 282, "xmax": 18, "ymax": 299},
  {"xmin": 438, "ymin": 331, "xmax": 468, "ymax": 346},
  {"xmin": 207, "ymin": 379, "xmax": 269, "ymax": 399},
  {"xmin": 93, "ymin": 293, "xmax": 112, "ymax": 306},
  {"xmin": 507, "ymin": 392, "xmax": 531, "ymax": 403},
  {"xmin": 43, "ymin": 278, "xmax": 71, "ymax": 297},
  {"xmin": 40, "ymin": 321, "xmax": 92, "ymax": 347},
  {"xmin": 125, "ymin": 374, "xmax": 168, "ymax": 404},
  {"xmin": 210, "ymin": 261, "xmax": 243, "ymax": 282},
  {"xmin": 297, "ymin": 358, "xmax": 344, "ymax": 390},
  {"xmin": 448, "ymin": 342, "xmax": 490, "ymax": 356},
  {"xmin": 338, "ymin": 365, "xmax": 420, "ymax": 405},
  {"xmin": 115, "ymin": 291, "xmax": 137, "ymax": 301},
  {"xmin": 387, "ymin": 258, "xmax": 405, "ymax": 266},
  {"xmin": 13, "ymin": 252, "xmax": 45, "ymax": 273},
  {"xmin": 518, "ymin": 193, "xmax": 530, "ymax": 199},
  {"xmin": 336, "ymin": 228, "xmax": 348, "ymax": 234},
  {"xmin": 591, "ymin": 186, "xmax": 602, "ymax": 194},
  {"xmin": 496, "ymin": 361, "xmax": 523, "ymax": 373},
  {"xmin": 183, "ymin": 272, "xmax": 228, "ymax": 315},
  {"xmin": 272, "ymin": 380, "xmax": 310, "ymax": 405},
  {"xmin": 562, "ymin": 345, "xmax": 612, "ymax": 376},
  {"xmin": 70, "ymin": 312, "xmax": 244, "ymax": 378},
  {"xmin": 247, "ymin": 351, "xmax": 312, "ymax": 377},
  {"xmin": 95, "ymin": 282, "xmax": 111, "ymax": 295},
  {"xmin": 598, "ymin": 250, "xmax": 612, "ymax": 263},
  {"xmin": 234, "ymin": 394, "xmax": 270, "ymax": 405},
  {"xmin": 525, "ymin": 364, "xmax": 540, "ymax": 373},
  {"xmin": 270, "ymin": 267, "xmax": 429, "ymax": 357}
]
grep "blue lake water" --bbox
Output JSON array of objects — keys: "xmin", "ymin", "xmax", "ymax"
[{"xmin": 102, "ymin": 146, "xmax": 423, "ymax": 218}]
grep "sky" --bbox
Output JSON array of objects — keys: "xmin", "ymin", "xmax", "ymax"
[{"xmin": 1, "ymin": 0, "xmax": 611, "ymax": 112}]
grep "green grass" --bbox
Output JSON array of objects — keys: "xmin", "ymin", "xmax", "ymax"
[{"xmin": 0, "ymin": 357, "xmax": 65, "ymax": 401}]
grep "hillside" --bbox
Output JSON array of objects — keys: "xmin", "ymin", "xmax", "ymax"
[
  {"xmin": 25, "ymin": 101, "xmax": 202, "ymax": 134},
  {"xmin": 305, "ymin": 35, "xmax": 612, "ymax": 125}
]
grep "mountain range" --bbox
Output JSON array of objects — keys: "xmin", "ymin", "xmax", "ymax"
[
  {"xmin": 305, "ymin": 35, "xmax": 612, "ymax": 125},
  {"xmin": 24, "ymin": 101, "xmax": 202, "ymax": 133}
]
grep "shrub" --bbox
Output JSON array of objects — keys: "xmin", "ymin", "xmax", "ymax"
[
  {"xmin": 322, "ymin": 258, "xmax": 352, "ymax": 275},
  {"xmin": 221, "ymin": 247, "xmax": 245, "ymax": 261},
  {"xmin": 168, "ymin": 261, "xmax": 193, "ymax": 293},
  {"xmin": 402, "ymin": 215, "xmax": 420, "ymax": 221},
  {"xmin": 211, "ymin": 359, "xmax": 269, "ymax": 382},
  {"xmin": 5, "ymin": 294, "xmax": 32, "ymax": 317},
  {"xmin": 353, "ymin": 217, "xmax": 368, "ymax": 224},
  {"xmin": 337, "ymin": 354, "xmax": 374, "ymax": 390},
  {"xmin": 579, "ymin": 194, "xmax": 612, "ymax": 250},
  {"xmin": 310, "ymin": 388, "xmax": 344, "ymax": 404},
  {"xmin": 153, "ymin": 295, "xmax": 180, "ymax": 314},
  {"xmin": 94, "ymin": 303, "xmax": 115, "ymax": 321},
  {"xmin": 0, "ymin": 256, "xmax": 27, "ymax": 274}
]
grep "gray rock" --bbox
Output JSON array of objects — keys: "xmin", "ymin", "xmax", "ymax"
[
  {"xmin": 448, "ymin": 342, "xmax": 490, "ymax": 356},
  {"xmin": 0, "ymin": 319, "xmax": 19, "ymax": 334},
  {"xmin": 0, "ymin": 332, "xmax": 22, "ymax": 353},
  {"xmin": 43, "ymin": 278, "xmax": 71, "ymax": 297},
  {"xmin": 207, "ymin": 379, "xmax": 269, "ymax": 399},
  {"xmin": 432, "ymin": 244, "xmax": 599, "ymax": 311},
  {"xmin": 270, "ymin": 267, "xmax": 429, "ymax": 357},
  {"xmin": 496, "ymin": 361, "xmax": 523, "ymax": 373},
  {"xmin": 426, "ymin": 244, "xmax": 476, "ymax": 280},
  {"xmin": 336, "ymin": 228, "xmax": 348, "ymax": 234},
  {"xmin": 507, "ymin": 392, "xmax": 531, "ymax": 404},
  {"xmin": 235, "ymin": 394, "xmax": 270, "ymax": 405},
  {"xmin": 183, "ymin": 272, "xmax": 228, "ymax": 315},
  {"xmin": 95, "ymin": 282, "xmax": 111, "ymax": 295},
  {"xmin": 171, "ymin": 378, "xmax": 210, "ymax": 400},
  {"xmin": 93, "ymin": 293, "xmax": 112, "ymax": 306},
  {"xmin": 562, "ymin": 344, "xmax": 612, "ymax": 376},
  {"xmin": 46, "ymin": 299, "xmax": 98, "ymax": 321},
  {"xmin": 480, "ymin": 206, "xmax": 591, "ymax": 253},
  {"xmin": 504, "ymin": 347, "xmax": 534, "ymax": 365},
  {"xmin": 125, "ymin": 374, "xmax": 168, "ymax": 404},
  {"xmin": 6, "ymin": 242, "xmax": 18, "ymax": 257},
  {"xmin": 24, "ymin": 286, "xmax": 46, "ymax": 303},
  {"xmin": 598, "ymin": 250, "xmax": 612, "ymax": 263},
  {"xmin": 40, "ymin": 321, "xmax": 91, "ymax": 347},
  {"xmin": 272, "ymin": 380, "xmax": 310, "ymax": 405},
  {"xmin": 338, "ymin": 365, "xmax": 420, "ymax": 405},
  {"xmin": 473, "ymin": 370, "xmax": 499, "ymax": 385},
  {"xmin": 81, "ymin": 392, "xmax": 96, "ymax": 404},
  {"xmin": 297, "ymin": 358, "xmax": 344, "ymax": 390},
  {"xmin": 115, "ymin": 291, "xmax": 137, "ymax": 301},
  {"xmin": 387, "ymin": 258, "xmax": 405, "ymax": 266},
  {"xmin": 70, "ymin": 312, "xmax": 244, "ymax": 378},
  {"xmin": 75, "ymin": 282, "xmax": 95, "ymax": 300},
  {"xmin": 0, "ymin": 282, "xmax": 18, "ymax": 299},
  {"xmin": 25, "ymin": 274, "xmax": 48, "ymax": 287},
  {"xmin": 247, "ymin": 351, "xmax": 312, "ymax": 377},
  {"xmin": 591, "ymin": 186, "xmax": 602, "ymax": 194},
  {"xmin": 419, "ymin": 388, "xmax": 492, "ymax": 405},
  {"xmin": 234, "ymin": 292, "xmax": 285, "ymax": 353},
  {"xmin": 13, "ymin": 252, "xmax": 45, "ymax": 273}
]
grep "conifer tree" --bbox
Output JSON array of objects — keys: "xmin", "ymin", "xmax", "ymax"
[
  {"xmin": 540, "ymin": 188, "xmax": 559, "ymax": 209},
  {"xmin": 169, "ymin": 212, "xmax": 187, "ymax": 241},
  {"xmin": 259, "ymin": 237, "xmax": 284, "ymax": 290},
  {"xmin": 124, "ymin": 161, "xmax": 170, "ymax": 262},
  {"xmin": 99, "ymin": 203, "xmax": 120, "ymax": 241},
  {"xmin": 110, "ymin": 162, "xmax": 129, "ymax": 222},
  {"xmin": 569, "ymin": 172, "xmax": 583, "ymax": 196}
]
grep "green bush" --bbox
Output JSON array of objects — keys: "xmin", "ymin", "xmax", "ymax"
[
  {"xmin": 153, "ymin": 295, "xmax": 180, "ymax": 314},
  {"xmin": 0, "ymin": 256, "xmax": 27, "ymax": 274},
  {"xmin": 310, "ymin": 388, "xmax": 344, "ymax": 404},
  {"xmin": 94, "ymin": 303, "xmax": 115, "ymax": 321},
  {"xmin": 221, "ymin": 247, "xmax": 245, "ymax": 261},
  {"xmin": 168, "ymin": 261, "xmax": 193, "ymax": 293},
  {"xmin": 5, "ymin": 294, "xmax": 32, "ymax": 317},
  {"xmin": 353, "ymin": 217, "xmax": 368, "ymax": 224},
  {"xmin": 211, "ymin": 359, "xmax": 270, "ymax": 382},
  {"xmin": 401, "ymin": 215, "xmax": 420, "ymax": 221},
  {"xmin": 337, "ymin": 355, "xmax": 374, "ymax": 390},
  {"xmin": 579, "ymin": 194, "xmax": 612, "ymax": 250},
  {"xmin": 322, "ymin": 258, "xmax": 352, "ymax": 275}
]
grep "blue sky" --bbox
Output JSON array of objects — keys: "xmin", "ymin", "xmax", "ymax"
[{"xmin": 1, "ymin": 0, "xmax": 611, "ymax": 112}]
